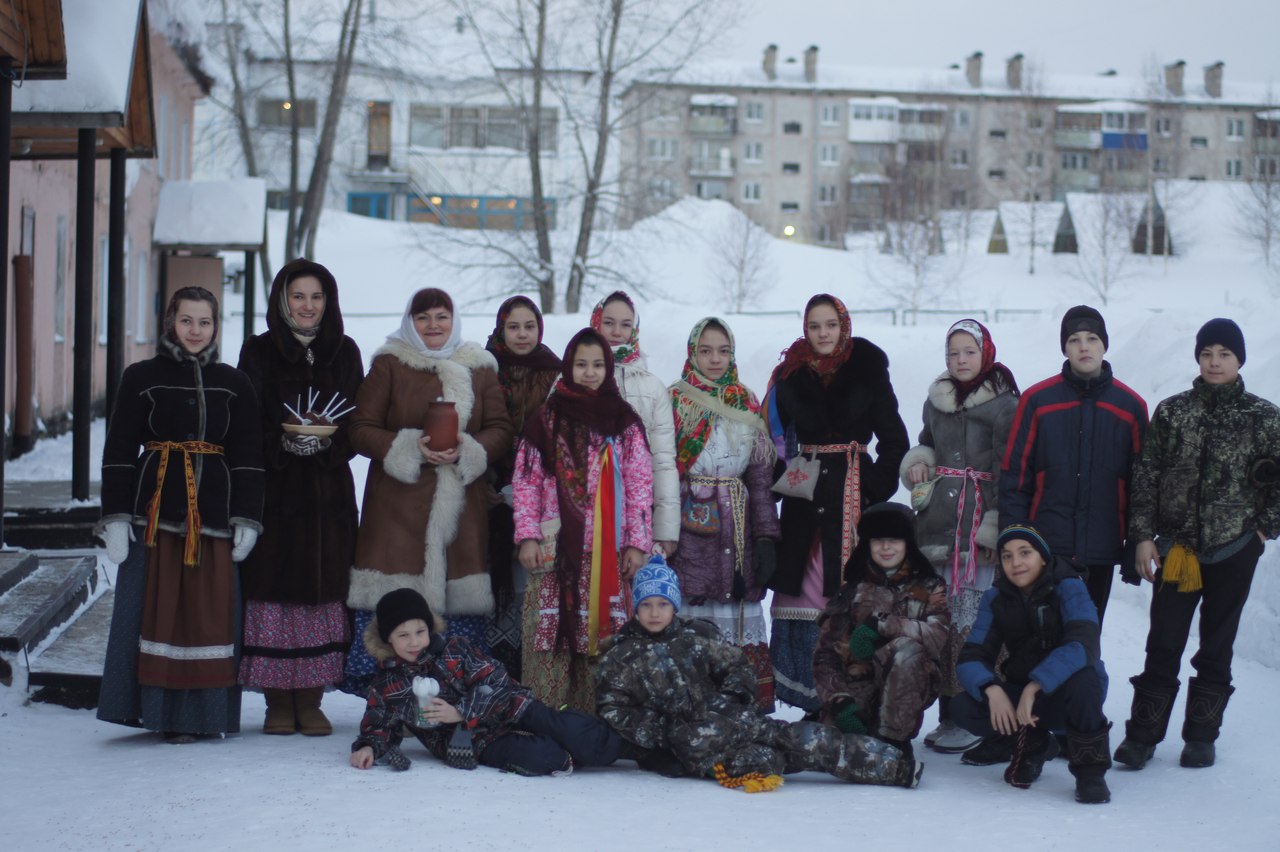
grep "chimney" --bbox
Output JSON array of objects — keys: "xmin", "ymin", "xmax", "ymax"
[
  {"xmin": 763, "ymin": 44, "xmax": 777, "ymax": 81},
  {"xmin": 1164, "ymin": 60, "xmax": 1185, "ymax": 96},
  {"xmin": 804, "ymin": 45, "xmax": 818, "ymax": 84},
  {"xmin": 965, "ymin": 51, "xmax": 983, "ymax": 88},
  {"xmin": 1006, "ymin": 52, "xmax": 1024, "ymax": 90},
  {"xmin": 1204, "ymin": 61, "xmax": 1224, "ymax": 98}
]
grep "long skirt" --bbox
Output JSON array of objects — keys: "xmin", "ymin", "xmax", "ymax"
[
  {"xmin": 769, "ymin": 538, "xmax": 828, "ymax": 713},
  {"xmin": 520, "ymin": 570, "xmax": 596, "ymax": 712},
  {"xmin": 97, "ymin": 531, "xmax": 242, "ymax": 735},
  {"xmin": 683, "ymin": 599, "xmax": 775, "ymax": 712},
  {"xmin": 939, "ymin": 554, "xmax": 996, "ymax": 697},
  {"xmin": 238, "ymin": 601, "xmax": 348, "ymax": 690}
]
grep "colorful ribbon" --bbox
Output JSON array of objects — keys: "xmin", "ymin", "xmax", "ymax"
[
  {"xmin": 935, "ymin": 465, "xmax": 995, "ymax": 593},
  {"xmin": 143, "ymin": 440, "xmax": 226, "ymax": 567},
  {"xmin": 801, "ymin": 441, "xmax": 864, "ymax": 568},
  {"xmin": 588, "ymin": 439, "xmax": 624, "ymax": 655}
]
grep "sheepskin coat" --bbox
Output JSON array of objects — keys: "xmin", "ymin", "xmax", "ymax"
[
  {"xmin": 899, "ymin": 375, "xmax": 1018, "ymax": 571},
  {"xmin": 348, "ymin": 339, "xmax": 513, "ymax": 616}
]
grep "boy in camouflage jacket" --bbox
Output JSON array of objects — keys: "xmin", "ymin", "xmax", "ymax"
[
  {"xmin": 596, "ymin": 557, "xmax": 923, "ymax": 790},
  {"xmin": 1116, "ymin": 319, "xmax": 1280, "ymax": 771}
]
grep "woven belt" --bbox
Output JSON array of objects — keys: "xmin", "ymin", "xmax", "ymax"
[
  {"xmin": 936, "ymin": 465, "xmax": 994, "ymax": 592},
  {"xmin": 800, "ymin": 441, "xmax": 864, "ymax": 568},
  {"xmin": 688, "ymin": 474, "xmax": 748, "ymax": 575},
  {"xmin": 143, "ymin": 440, "xmax": 225, "ymax": 566}
]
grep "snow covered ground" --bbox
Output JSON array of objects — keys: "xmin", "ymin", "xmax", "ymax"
[{"xmin": 4, "ymin": 186, "xmax": 1280, "ymax": 848}]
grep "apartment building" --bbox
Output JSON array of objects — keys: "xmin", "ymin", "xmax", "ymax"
[{"xmin": 619, "ymin": 47, "xmax": 1276, "ymax": 244}]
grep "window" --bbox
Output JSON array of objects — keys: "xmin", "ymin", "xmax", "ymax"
[
  {"xmin": 742, "ymin": 181, "xmax": 761, "ymax": 203},
  {"xmin": 743, "ymin": 141, "xmax": 764, "ymax": 162},
  {"xmin": 98, "ymin": 236, "xmax": 108, "ymax": 345},
  {"xmin": 745, "ymin": 101, "xmax": 764, "ymax": 122},
  {"xmin": 818, "ymin": 224, "xmax": 833, "ymax": 243},
  {"xmin": 1105, "ymin": 155, "xmax": 1136, "ymax": 172},
  {"xmin": 950, "ymin": 189, "xmax": 969, "ymax": 208},
  {"xmin": 1104, "ymin": 112, "xmax": 1126, "ymax": 130},
  {"xmin": 135, "ymin": 249, "xmax": 150, "ymax": 343},
  {"xmin": 1227, "ymin": 118, "xmax": 1245, "ymax": 140},
  {"xmin": 448, "ymin": 107, "xmax": 482, "ymax": 147},
  {"xmin": 1153, "ymin": 156, "xmax": 1170, "ymax": 174},
  {"xmin": 820, "ymin": 104, "xmax": 840, "ymax": 125},
  {"xmin": 874, "ymin": 105, "xmax": 896, "ymax": 121},
  {"xmin": 257, "ymin": 98, "xmax": 317, "ymax": 129},
  {"xmin": 1257, "ymin": 156, "xmax": 1279, "ymax": 177},
  {"xmin": 781, "ymin": 162, "xmax": 800, "ymax": 175},
  {"xmin": 348, "ymin": 192, "xmax": 391, "ymax": 218},
  {"xmin": 1027, "ymin": 114, "xmax": 1045, "ymax": 131},
  {"xmin": 988, "ymin": 129, "xmax": 1006, "ymax": 140},
  {"xmin": 953, "ymin": 109, "xmax": 970, "ymax": 130},
  {"xmin": 1025, "ymin": 151, "xmax": 1044, "ymax": 170},
  {"xmin": 647, "ymin": 138, "xmax": 679, "ymax": 161},
  {"xmin": 852, "ymin": 105, "xmax": 873, "ymax": 120},
  {"xmin": 410, "ymin": 106, "xmax": 445, "ymax": 147},
  {"xmin": 1226, "ymin": 159, "xmax": 1243, "ymax": 178},
  {"xmin": 647, "ymin": 178, "xmax": 676, "ymax": 199},
  {"xmin": 988, "ymin": 169, "xmax": 1006, "ymax": 181},
  {"xmin": 535, "ymin": 109, "xmax": 559, "ymax": 152},
  {"xmin": 780, "ymin": 202, "xmax": 800, "ymax": 211},
  {"xmin": 1154, "ymin": 116, "xmax": 1173, "ymax": 137},
  {"xmin": 1061, "ymin": 152, "xmax": 1091, "ymax": 170},
  {"xmin": 818, "ymin": 184, "xmax": 838, "ymax": 205},
  {"xmin": 854, "ymin": 144, "xmax": 888, "ymax": 164},
  {"xmin": 819, "ymin": 144, "xmax": 839, "ymax": 165},
  {"xmin": 486, "ymin": 108, "xmax": 523, "ymax": 149},
  {"xmin": 180, "ymin": 121, "xmax": 190, "ymax": 179},
  {"xmin": 949, "ymin": 148, "xmax": 969, "ymax": 168},
  {"xmin": 1190, "ymin": 136, "xmax": 1208, "ymax": 149},
  {"xmin": 783, "ymin": 121, "xmax": 802, "ymax": 134},
  {"xmin": 54, "ymin": 215, "xmax": 67, "ymax": 341}
]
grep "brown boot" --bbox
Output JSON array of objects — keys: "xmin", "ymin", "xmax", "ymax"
[
  {"xmin": 294, "ymin": 687, "xmax": 333, "ymax": 737},
  {"xmin": 263, "ymin": 689, "xmax": 297, "ymax": 735}
]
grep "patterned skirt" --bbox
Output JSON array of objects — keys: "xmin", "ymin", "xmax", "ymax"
[
  {"xmin": 239, "ymin": 601, "xmax": 348, "ymax": 690},
  {"xmin": 683, "ymin": 599, "xmax": 774, "ymax": 713},
  {"xmin": 520, "ymin": 569, "xmax": 597, "ymax": 712}
]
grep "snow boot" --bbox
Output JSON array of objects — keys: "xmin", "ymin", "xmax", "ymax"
[
  {"xmin": 931, "ymin": 723, "xmax": 982, "ymax": 753},
  {"xmin": 1180, "ymin": 678, "xmax": 1233, "ymax": 768},
  {"xmin": 1003, "ymin": 727, "xmax": 1057, "ymax": 788},
  {"xmin": 1068, "ymin": 726, "xmax": 1112, "ymax": 804},
  {"xmin": 1115, "ymin": 675, "xmax": 1178, "ymax": 769},
  {"xmin": 293, "ymin": 687, "xmax": 332, "ymax": 737},
  {"xmin": 263, "ymin": 688, "xmax": 297, "ymax": 735},
  {"xmin": 961, "ymin": 733, "xmax": 1015, "ymax": 766}
]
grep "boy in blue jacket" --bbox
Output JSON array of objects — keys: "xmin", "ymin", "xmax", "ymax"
[{"xmin": 952, "ymin": 525, "xmax": 1111, "ymax": 804}]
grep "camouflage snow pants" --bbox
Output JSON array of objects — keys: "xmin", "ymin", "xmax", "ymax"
[
  {"xmin": 715, "ymin": 719, "xmax": 917, "ymax": 787},
  {"xmin": 833, "ymin": 636, "xmax": 940, "ymax": 742}
]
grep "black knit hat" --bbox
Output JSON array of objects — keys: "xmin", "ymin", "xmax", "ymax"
[
  {"xmin": 1195, "ymin": 318, "xmax": 1246, "ymax": 366},
  {"xmin": 997, "ymin": 524, "xmax": 1052, "ymax": 565},
  {"xmin": 375, "ymin": 588, "xmax": 434, "ymax": 643},
  {"xmin": 1060, "ymin": 305, "xmax": 1108, "ymax": 353}
]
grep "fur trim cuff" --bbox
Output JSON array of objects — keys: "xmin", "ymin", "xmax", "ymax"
[
  {"xmin": 347, "ymin": 567, "xmax": 445, "ymax": 615},
  {"xmin": 445, "ymin": 572, "xmax": 496, "ymax": 617},
  {"xmin": 455, "ymin": 432, "xmax": 488, "ymax": 486},
  {"xmin": 384, "ymin": 429, "xmax": 424, "ymax": 484},
  {"xmin": 899, "ymin": 444, "xmax": 936, "ymax": 488},
  {"xmin": 976, "ymin": 509, "xmax": 1000, "ymax": 552}
]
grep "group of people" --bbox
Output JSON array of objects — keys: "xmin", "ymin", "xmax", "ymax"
[{"xmin": 93, "ymin": 266, "xmax": 1280, "ymax": 805}]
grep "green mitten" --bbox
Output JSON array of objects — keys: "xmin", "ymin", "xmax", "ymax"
[
  {"xmin": 847, "ymin": 624, "xmax": 880, "ymax": 660},
  {"xmin": 835, "ymin": 702, "xmax": 868, "ymax": 734}
]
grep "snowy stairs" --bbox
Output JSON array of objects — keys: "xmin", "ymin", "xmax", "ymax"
[{"xmin": 0, "ymin": 553, "xmax": 102, "ymax": 702}]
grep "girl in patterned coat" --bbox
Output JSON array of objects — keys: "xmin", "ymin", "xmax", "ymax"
[{"xmin": 513, "ymin": 328, "xmax": 654, "ymax": 711}]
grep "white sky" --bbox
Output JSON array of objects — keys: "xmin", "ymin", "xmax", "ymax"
[{"xmin": 716, "ymin": 0, "xmax": 1279, "ymax": 87}]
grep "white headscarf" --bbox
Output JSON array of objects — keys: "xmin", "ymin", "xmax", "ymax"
[{"xmin": 387, "ymin": 291, "xmax": 463, "ymax": 359}]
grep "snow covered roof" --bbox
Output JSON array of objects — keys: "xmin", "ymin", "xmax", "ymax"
[
  {"xmin": 849, "ymin": 174, "xmax": 892, "ymax": 184},
  {"xmin": 152, "ymin": 179, "xmax": 268, "ymax": 251},
  {"xmin": 995, "ymin": 201, "xmax": 1066, "ymax": 250},
  {"xmin": 690, "ymin": 93, "xmax": 738, "ymax": 107},
  {"xmin": 11, "ymin": 0, "xmax": 142, "ymax": 125},
  {"xmin": 849, "ymin": 96, "xmax": 902, "ymax": 105},
  {"xmin": 1258, "ymin": 109, "xmax": 1280, "ymax": 121},
  {"xmin": 1057, "ymin": 100, "xmax": 1149, "ymax": 114}
]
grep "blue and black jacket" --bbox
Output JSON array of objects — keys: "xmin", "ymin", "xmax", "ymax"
[{"xmin": 957, "ymin": 556, "xmax": 1107, "ymax": 699}]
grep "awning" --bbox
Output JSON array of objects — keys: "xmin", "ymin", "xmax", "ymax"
[{"xmin": 152, "ymin": 179, "xmax": 269, "ymax": 252}]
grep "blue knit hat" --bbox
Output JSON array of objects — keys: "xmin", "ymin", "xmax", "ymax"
[
  {"xmin": 997, "ymin": 524, "xmax": 1052, "ymax": 565},
  {"xmin": 632, "ymin": 555, "xmax": 681, "ymax": 612}
]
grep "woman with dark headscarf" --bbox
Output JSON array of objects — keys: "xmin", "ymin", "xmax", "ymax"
[
  {"xmin": 236, "ymin": 258, "xmax": 365, "ymax": 736},
  {"xmin": 484, "ymin": 295, "xmax": 562, "ymax": 678},
  {"xmin": 513, "ymin": 328, "xmax": 654, "ymax": 711},
  {"xmin": 97, "ymin": 287, "xmax": 264, "ymax": 743},
  {"xmin": 762, "ymin": 294, "xmax": 909, "ymax": 715}
]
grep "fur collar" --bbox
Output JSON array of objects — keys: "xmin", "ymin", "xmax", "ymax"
[
  {"xmin": 376, "ymin": 338, "xmax": 497, "ymax": 374},
  {"xmin": 363, "ymin": 615, "xmax": 447, "ymax": 664},
  {"xmin": 927, "ymin": 373, "xmax": 1003, "ymax": 413}
]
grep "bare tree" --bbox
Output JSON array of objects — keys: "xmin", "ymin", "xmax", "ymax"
[
  {"xmin": 706, "ymin": 205, "xmax": 773, "ymax": 312},
  {"xmin": 1234, "ymin": 103, "xmax": 1280, "ymax": 282},
  {"xmin": 1069, "ymin": 191, "xmax": 1142, "ymax": 305},
  {"xmin": 999, "ymin": 59, "xmax": 1055, "ymax": 274}
]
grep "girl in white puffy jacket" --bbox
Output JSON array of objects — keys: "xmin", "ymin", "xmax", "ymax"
[{"xmin": 591, "ymin": 291, "xmax": 681, "ymax": 556}]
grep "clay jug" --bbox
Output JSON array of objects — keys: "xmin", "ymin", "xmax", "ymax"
[{"xmin": 424, "ymin": 399, "xmax": 459, "ymax": 452}]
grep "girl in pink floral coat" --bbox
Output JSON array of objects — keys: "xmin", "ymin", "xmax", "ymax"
[{"xmin": 513, "ymin": 328, "xmax": 654, "ymax": 711}]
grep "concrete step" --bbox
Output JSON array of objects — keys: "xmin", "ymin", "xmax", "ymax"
[
  {"xmin": 0, "ymin": 551, "xmax": 41, "ymax": 596},
  {"xmin": 0, "ymin": 555, "xmax": 98, "ymax": 653},
  {"xmin": 4, "ymin": 505, "xmax": 101, "ymax": 550},
  {"xmin": 28, "ymin": 585, "xmax": 114, "ymax": 707}
]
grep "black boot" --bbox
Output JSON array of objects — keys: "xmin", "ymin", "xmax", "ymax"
[
  {"xmin": 1003, "ymin": 727, "xmax": 1056, "ymax": 788},
  {"xmin": 878, "ymin": 736, "xmax": 914, "ymax": 762},
  {"xmin": 1114, "ymin": 675, "xmax": 1179, "ymax": 770},
  {"xmin": 961, "ymin": 734, "xmax": 1016, "ymax": 766},
  {"xmin": 1180, "ymin": 677, "xmax": 1234, "ymax": 768},
  {"xmin": 1068, "ymin": 726, "xmax": 1112, "ymax": 804}
]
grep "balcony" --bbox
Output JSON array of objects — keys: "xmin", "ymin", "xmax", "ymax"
[
  {"xmin": 688, "ymin": 155, "xmax": 736, "ymax": 177},
  {"xmin": 1102, "ymin": 132, "xmax": 1148, "ymax": 152},
  {"xmin": 1055, "ymin": 171, "xmax": 1101, "ymax": 191},
  {"xmin": 1255, "ymin": 137, "xmax": 1280, "ymax": 155},
  {"xmin": 687, "ymin": 115, "xmax": 737, "ymax": 136},
  {"xmin": 1056, "ymin": 129, "xmax": 1102, "ymax": 150}
]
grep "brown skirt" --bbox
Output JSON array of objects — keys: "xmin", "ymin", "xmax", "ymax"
[{"xmin": 137, "ymin": 532, "xmax": 238, "ymax": 690}]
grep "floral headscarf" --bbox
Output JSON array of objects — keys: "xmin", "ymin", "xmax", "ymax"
[
  {"xmin": 589, "ymin": 291, "xmax": 643, "ymax": 366},
  {"xmin": 944, "ymin": 318, "xmax": 1019, "ymax": 404}
]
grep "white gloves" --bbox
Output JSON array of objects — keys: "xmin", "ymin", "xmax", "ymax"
[
  {"xmin": 101, "ymin": 521, "xmax": 134, "ymax": 565},
  {"xmin": 231, "ymin": 525, "xmax": 260, "ymax": 562}
]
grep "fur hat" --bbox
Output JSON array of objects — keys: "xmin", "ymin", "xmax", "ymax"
[
  {"xmin": 1195, "ymin": 318, "xmax": 1246, "ymax": 366},
  {"xmin": 632, "ymin": 555, "xmax": 681, "ymax": 612},
  {"xmin": 997, "ymin": 524, "xmax": 1052, "ymax": 565},
  {"xmin": 1059, "ymin": 305, "xmax": 1108, "ymax": 352},
  {"xmin": 846, "ymin": 502, "xmax": 939, "ymax": 584},
  {"xmin": 375, "ymin": 588, "xmax": 435, "ymax": 643}
]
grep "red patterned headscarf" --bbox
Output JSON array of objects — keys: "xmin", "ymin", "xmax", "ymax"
[
  {"xmin": 589, "ymin": 291, "xmax": 642, "ymax": 366},
  {"xmin": 944, "ymin": 318, "xmax": 1019, "ymax": 404},
  {"xmin": 773, "ymin": 293, "xmax": 854, "ymax": 382}
]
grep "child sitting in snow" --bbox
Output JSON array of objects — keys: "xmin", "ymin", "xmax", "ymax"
[
  {"xmin": 813, "ymin": 502, "xmax": 949, "ymax": 759},
  {"xmin": 595, "ymin": 557, "xmax": 923, "ymax": 791},
  {"xmin": 951, "ymin": 526, "xmax": 1112, "ymax": 804},
  {"xmin": 350, "ymin": 588, "xmax": 622, "ymax": 775}
]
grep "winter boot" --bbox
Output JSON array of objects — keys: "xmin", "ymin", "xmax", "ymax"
[
  {"xmin": 932, "ymin": 723, "xmax": 982, "ymax": 753},
  {"xmin": 1180, "ymin": 678, "xmax": 1234, "ymax": 768},
  {"xmin": 1003, "ymin": 727, "xmax": 1055, "ymax": 788},
  {"xmin": 1067, "ymin": 726, "xmax": 1112, "ymax": 804},
  {"xmin": 1114, "ymin": 675, "xmax": 1179, "ymax": 769},
  {"xmin": 961, "ymin": 734, "xmax": 1016, "ymax": 766},
  {"xmin": 262, "ymin": 688, "xmax": 297, "ymax": 735},
  {"xmin": 780, "ymin": 721, "xmax": 920, "ymax": 788},
  {"xmin": 877, "ymin": 736, "xmax": 915, "ymax": 762},
  {"xmin": 293, "ymin": 687, "xmax": 333, "ymax": 737}
]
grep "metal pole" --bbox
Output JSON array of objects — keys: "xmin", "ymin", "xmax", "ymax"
[
  {"xmin": 0, "ymin": 58, "xmax": 12, "ymax": 544},
  {"xmin": 73, "ymin": 129, "xmax": 95, "ymax": 501},
  {"xmin": 243, "ymin": 250, "xmax": 255, "ymax": 343},
  {"xmin": 106, "ymin": 148, "xmax": 126, "ymax": 429}
]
